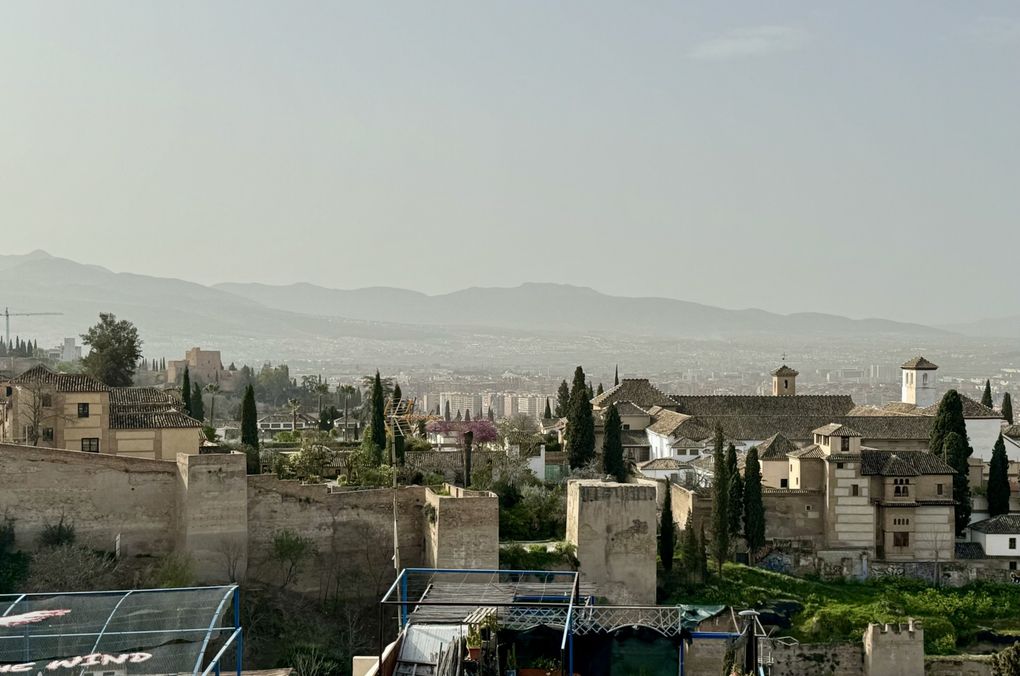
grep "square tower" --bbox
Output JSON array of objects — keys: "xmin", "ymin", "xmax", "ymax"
[
  {"xmin": 771, "ymin": 364, "xmax": 799, "ymax": 396},
  {"xmin": 901, "ymin": 356, "xmax": 938, "ymax": 408}
]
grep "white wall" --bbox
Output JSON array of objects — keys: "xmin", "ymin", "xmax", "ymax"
[
  {"xmin": 973, "ymin": 531, "xmax": 1020, "ymax": 557},
  {"xmin": 968, "ymin": 418, "xmax": 1007, "ymax": 460}
]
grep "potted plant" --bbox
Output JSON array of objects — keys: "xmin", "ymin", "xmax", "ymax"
[
  {"xmin": 466, "ymin": 624, "xmax": 482, "ymax": 661},
  {"xmin": 521, "ymin": 656, "xmax": 561, "ymax": 676}
]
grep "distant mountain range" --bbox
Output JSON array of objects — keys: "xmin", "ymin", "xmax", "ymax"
[{"xmin": 4, "ymin": 250, "xmax": 1017, "ymax": 363}]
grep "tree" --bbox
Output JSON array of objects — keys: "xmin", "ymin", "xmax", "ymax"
[
  {"xmin": 988, "ymin": 433, "xmax": 1011, "ymax": 517},
  {"xmin": 982, "ymin": 380, "xmax": 994, "ymax": 409},
  {"xmin": 555, "ymin": 380, "xmax": 570, "ymax": 418},
  {"xmin": 241, "ymin": 384, "xmax": 259, "ymax": 450},
  {"xmin": 660, "ymin": 487, "xmax": 676, "ymax": 572},
  {"xmin": 698, "ymin": 522, "xmax": 709, "ymax": 580},
  {"xmin": 462, "ymin": 430, "xmax": 474, "ymax": 488},
  {"xmin": 392, "ymin": 383, "xmax": 405, "ymax": 467},
  {"xmin": 487, "ymin": 407, "xmax": 495, "ymax": 422},
  {"xmin": 994, "ymin": 641, "xmax": 1020, "ymax": 676},
  {"xmin": 464, "ymin": 409, "xmax": 472, "ymax": 422},
  {"xmin": 543, "ymin": 398, "xmax": 552, "ymax": 419},
  {"xmin": 181, "ymin": 367, "xmax": 193, "ymax": 417},
  {"xmin": 614, "ymin": 365, "xmax": 619, "ymax": 387},
  {"xmin": 711, "ymin": 424, "xmax": 729, "ymax": 576},
  {"xmin": 944, "ymin": 432, "xmax": 972, "ymax": 535},
  {"xmin": 726, "ymin": 443, "xmax": 743, "ymax": 540},
  {"xmin": 190, "ymin": 382, "xmax": 205, "ymax": 421},
  {"xmin": 566, "ymin": 366, "xmax": 596, "ymax": 469},
  {"xmin": 601, "ymin": 404, "xmax": 627, "ymax": 482},
  {"xmin": 444, "ymin": 400, "xmax": 452, "ymax": 422},
  {"xmin": 204, "ymin": 383, "xmax": 221, "ymax": 427},
  {"xmin": 286, "ymin": 398, "xmax": 301, "ymax": 435},
  {"xmin": 80, "ymin": 313, "xmax": 143, "ymax": 387},
  {"xmin": 743, "ymin": 447, "xmax": 765, "ymax": 562},
  {"xmin": 1003, "ymin": 392, "xmax": 1014, "ymax": 425},
  {"xmin": 930, "ymin": 390, "xmax": 970, "ymax": 463},
  {"xmin": 596, "ymin": 383, "xmax": 604, "ymax": 396},
  {"xmin": 369, "ymin": 371, "xmax": 386, "ymax": 464},
  {"xmin": 681, "ymin": 512, "xmax": 699, "ymax": 582},
  {"xmin": 270, "ymin": 529, "xmax": 315, "ymax": 589}
]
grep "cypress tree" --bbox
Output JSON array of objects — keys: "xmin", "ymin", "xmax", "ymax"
[
  {"xmin": 463, "ymin": 430, "xmax": 473, "ymax": 487},
  {"xmin": 555, "ymin": 380, "xmax": 570, "ymax": 418},
  {"xmin": 487, "ymin": 407, "xmax": 495, "ymax": 422},
  {"xmin": 711, "ymin": 424, "xmax": 729, "ymax": 576},
  {"xmin": 930, "ymin": 390, "xmax": 970, "ymax": 462},
  {"xmin": 444, "ymin": 400, "xmax": 451, "ymax": 422},
  {"xmin": 370, "ymin": 371, "xmax": 386, "ymax": 464},
  {"xmin": 601, "ymin": 404, "xmax": 627, "ymax": 482},
  {"xmin": 455, "ymin": 410, "xmax": 462, "ymax": 421},
  {"xmin": 660, "ymin": 487, "xmax": 676, "ymax": 572},
  {"xmin": 566, "ymin": 366, "xmax": 596, "ymax": 468},
  {"xmin": 241, "ymin": 384, "xmax": 259, "ymax": 450},
  {"xmin": 743, "ymin": 447, "xmax": 765, "ymax": 562},
  {"xmin": 614, "ymin": 365, "xmax": 619, "ymax": 387},
  {"xmin": 181, "ymin": 368, "xmax": 192, "ymax": 417},
  {"xmin": 698, "ymin": 523, "xmax": 709, "ymax": 580},
  {"xmin": 681, "ymin": 512, "xmax": 699, "ymax": 581},
  {"xmin": 543, "ymin": 398, "xmax": 552, "ymax": 419},
  {"xmin": 1003, "ymin": 392, "xmax": 1014, "ymax": 425},
  {"xmin": 982, "ymin": 380, "xmax": 994, "ymax": 409},
  {"xmin": 988, "ymin": 433, "xmax": 1011, "ymax": 517},
  {"xmin": 464, "ymin": 409, "xmax": 472, "ymax": 422},
  {"xmin": 586, "ymin": 382, "xmax": 594, "ymax": 400},
  {"xmin": 191, "ymin": 382, "xmax": 205, "ymax": 421},
  {"xmin": 596, "ymin": 383, "xmax": 604, "ymax": 396},
  {"xmin": 392, "ymin": 382, "xmax": 402, "ymax": 404},
  {"xmin": 944, "ymin": 432, "xmax": 972, "ymax": 535},
  {"xmin": 726, "ymin": 443, "xmax": 743, "ymax": 539}
]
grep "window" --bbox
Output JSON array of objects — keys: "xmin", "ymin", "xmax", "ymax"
[
  {"xmin": 796, "ymin": 477, "xmax": 800, "ymax": 486},
  {"xmin": 922, "ymin": 373, "xmax": 928, "ymax": 385},
  {"xmin": 40, "ymin": 393, "xmax": 52, "ymax": 408},
  {"xmin": 936, "ymin": 483, "xmax": 944, "ymax": 496},
  {"xmin": 841, "ymin": 437, "xmax": 850, "ymax": 452},
  {"xmin": 1010, "ymin": 538, "xmax": 1017, "ymax": 550},
  {"xmin": 784, "ymin": 379, "xmax": 789, "ymax": 389},
  {"xmin": 851, "ymin": 484, "xmax": 859, "ymax": 497},
  {"xmin": 805, "ymin": 504, "xmax": 812, "ymax": 511},
  {"xmin": 1011, "ymin": 562, "xmax": 1018, "ymax": 571},
  {"xmin": 81, "ymin": 438, "xmax": 100, "ymax": 453},
  {"xmin": 780, "ymin": 479, "xmax": 788, "ymax": 488},
  {"xmin": 893, "ymin": 532, "xmax": 910, "ymax": 547},
  {"xmin": 824, "ymin": 436, "xmax": 830, "ymax": 446},
  {"xmin": 42, "ymin": 427, "xmax": 53, "ymax": 441},
  {"xmin": 837, "ymin": 462, "xmax": 845, "ymax": 469},
  {"xmin": 77, "ymin": 402, "xmax": 90, "ymax": 418},
  {"xmin": 622, "ymin": 424, "xmax": 630, "ymax": 430}
]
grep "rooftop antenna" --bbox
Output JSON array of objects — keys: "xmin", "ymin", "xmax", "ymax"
[{"xmin": 3, "ymin": 307, "xmax": 64, "ymax": 346}]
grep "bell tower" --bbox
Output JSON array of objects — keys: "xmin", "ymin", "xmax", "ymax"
[
  {"xmin": 771, "ymin": 364, "xmax": 799, "ymax": 396},
  {"xmin": 901, "ymin": 356, "xmax": 938, "ymax": 407}
]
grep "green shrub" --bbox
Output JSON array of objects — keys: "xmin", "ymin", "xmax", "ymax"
[{"xmin": 39, "ymin": 516, "xmax": 75, "ymax": 548}]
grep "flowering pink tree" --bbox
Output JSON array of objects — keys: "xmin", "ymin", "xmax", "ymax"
[{"xmin": 426, "ymin": 419, "xmax": 498, "ymax": 444}]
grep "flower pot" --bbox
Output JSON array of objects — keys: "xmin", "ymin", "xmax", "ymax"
[{"xmin": 467, "ymin": 646, "xmax": 481, "ymax": 661}]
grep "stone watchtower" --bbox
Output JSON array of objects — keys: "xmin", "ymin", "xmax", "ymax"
[
  {"xmin": 901, "ymin": 356, "xmax": 938, "ymax": 408},
  {"xmin": 864, "ymin": 620, "xmax": 924, "ymax": 676},
  {"xmin": 771, "ymin": 364, "xmax": 799, "ymax": 396}
]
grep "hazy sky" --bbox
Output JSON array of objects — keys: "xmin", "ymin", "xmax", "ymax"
[{"xmin": 2, "ymin": 2, "xmax": 1018, "ymax": 323}]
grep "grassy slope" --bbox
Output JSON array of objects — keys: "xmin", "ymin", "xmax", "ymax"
[{"xmin": 662, "ymin": 564, "xmax": 1020, "ymax": 654}]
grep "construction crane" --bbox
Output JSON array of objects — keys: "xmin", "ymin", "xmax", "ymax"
[{"xmin": 2, "ymin": 307, "xmax": 64, "ymax": 347}]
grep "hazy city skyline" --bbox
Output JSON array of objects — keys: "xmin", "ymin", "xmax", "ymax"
[{"xmin": 3, "ymin": 2, "xmax": 1019, "ymax": 323}]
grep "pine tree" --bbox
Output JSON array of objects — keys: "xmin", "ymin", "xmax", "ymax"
[
  {"xmin": 614, "ymin": 365, "xmax": 619, "ymax": 387},
  {"xmin": 743, "ymin": 446, "xmax": 765, "ymax": 562},
  {"xmin": 596, "ymin": 383, "xmax": 604, "ymax": 396},
  {"xmin": 660, "ymin": 487, "xmax": 676, "ymax": 572},
  {"xmin": 566, "ymin": 366, "xmax": 596, "ymax": 468},
  {"xmin": 543, "ymin": 398, "xmax": 552, "ymax": 419},
  {"xmin": 982, "ymin": 380, "xmax": 994, "ymax": 409},
  {"xmin": 241, "ymin": 384, "xmax": 259, "ymax": 451},
  {"xmin": 601, "ymin": 404, "xmax": 627, "ymax": 482},
  {"xmin": 726, "ymin": 443, "xmax": 743, "ymax": 540},
  {"xmin": 1003, "ymin": 392, "xmax": 1014, "ymax": 425},
  {"xmin": 555, "ymin": 380, "xmax": 570, "ymax": 418},
  {"xmin": 944, "ymin": 432, "xmax": 972, "ymax": 535},
  {"xmin": 191, "ymin": 382, "xmax": 205, "ymax": 421},
  {"xmin": 988, "ymin": 433, "xmax": 1011, "ymax": 517},
  {"xmin": 370, "ymin": 371, "xmax": 386, "ymax": 464},
  {"xmin": 181, "ymin": 368, "xmax": 193, "ymax": 417},
  {"xmin": 711, "ymin": 424, "xmax": 729, "ymax": 576},
  {"xmin": 930, "ymin": 390, "xmax": 970, "ymax": 462},
  {"xmin": 80, "ymin": 313, "xmax": 143, "ymax": 386}
]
